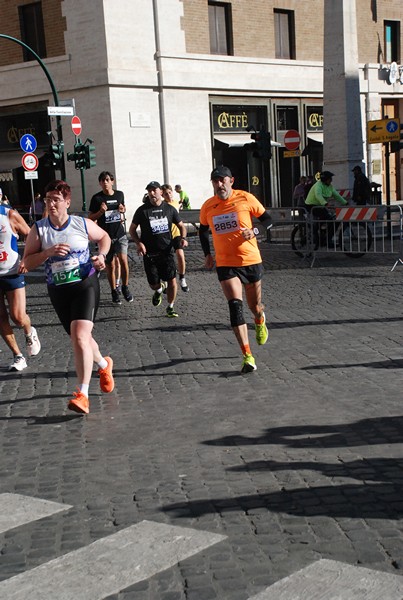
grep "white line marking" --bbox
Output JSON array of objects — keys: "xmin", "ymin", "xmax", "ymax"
[
  {"xmin": 248, "ymin": 559, "xmax": 403, "ymax": 599},
  {"xmin": 0, "ymin": 520, "xmax": 226, "ymax": 600},
  {"xmin": 0, "ymin": 493, "xmax": 71, "ymax": 534}
]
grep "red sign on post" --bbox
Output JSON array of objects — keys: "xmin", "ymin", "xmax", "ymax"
[
  {"xmin": 71, "ymin": 116, "xmax": 82, "ymax": 137},
  {"xmin": 284, "ymin": 129, "xmax": 301, "ymax": 151},
  {"xmin": 22, "ymin": 152, "xmax": 39, "ymax": 171}
]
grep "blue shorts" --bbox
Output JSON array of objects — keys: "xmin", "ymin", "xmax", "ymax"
[{"xmin": 0, "ymin": 274, "xmax": 26, "ymax": 291}]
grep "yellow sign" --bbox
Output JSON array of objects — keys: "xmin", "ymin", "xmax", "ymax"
[
  {"xmin": 367, "ymin": 118, "xmax": 400, "ymax": 144},
  {"xmin": 284, "ymin": 149, "xmax": 301, "ymax": 158}
]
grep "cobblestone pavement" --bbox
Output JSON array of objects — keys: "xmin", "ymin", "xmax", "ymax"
[{"xmin": 1, "ymin": 239, "xmax": 403, "ymax": 599}]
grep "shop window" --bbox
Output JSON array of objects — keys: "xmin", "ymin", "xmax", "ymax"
[
  {"xmin": 384, "ymin": 20, "xmax": 400, "ymax": 63},
  {"xmin": 19, "ymin": 2, "xmax": 47, "ymax": 61},
  {"xmin": 208, "ymin": 2, "xmax": 233, "ymax": 56},
  {"xmin": 274, "ymin": 9, "xmax": 295, "ymax": 60},
  {"xmin": 276, "ymin": 106, "xmax": 298, "ymax": 131}
]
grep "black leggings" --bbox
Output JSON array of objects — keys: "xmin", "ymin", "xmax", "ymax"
[{"xmin": 48, "ymin": 273, "xmax": 100, "ymax": 335}]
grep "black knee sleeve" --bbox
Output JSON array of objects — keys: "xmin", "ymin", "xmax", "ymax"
[{"xmin": 228, "ymin": 298, "xmax": 245, "ymax": 327}]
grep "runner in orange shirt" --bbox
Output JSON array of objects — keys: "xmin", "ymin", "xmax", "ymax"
[{"xmin": 199, "ymin": 166, "xmax": 272, "ymax": 373}]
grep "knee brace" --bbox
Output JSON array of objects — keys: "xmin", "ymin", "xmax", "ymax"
[{"xmin": 228, "ymin": 298, "xmax": 245, "ymax": 327}]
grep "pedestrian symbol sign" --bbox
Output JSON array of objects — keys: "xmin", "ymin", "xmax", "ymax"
[
  {"xmin": 20, "ymin": 134, "xmax": 37, "ymax": 154},
  {"xmin": 367, "ymin": 118, "xmax": 400, "ymax": 144}
]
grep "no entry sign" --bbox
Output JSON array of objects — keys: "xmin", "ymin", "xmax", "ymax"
[
  {"xmin": 284, "ymin": 129, "xmax": 301, "ymax": 151},
  {"xmin": 71, "ymin": 116, "xmax": 82, "ymax": 137}
]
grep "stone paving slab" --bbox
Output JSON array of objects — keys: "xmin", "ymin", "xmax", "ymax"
[
  {"xmin": 249, "ymin": 559, "xmax": 403, "ymax": 599},
  {"xmin": 0, "ymin": 244, "xmax": 402, "ymax": 598}
]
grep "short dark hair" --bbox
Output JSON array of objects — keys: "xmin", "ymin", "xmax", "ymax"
[
  {"xmin": 44, "ymin": 180, "xmax": 71, "ymax": 199},
  {"xmin": 98, "ymin": 171, "xmax": 115, "ymax": 182}
]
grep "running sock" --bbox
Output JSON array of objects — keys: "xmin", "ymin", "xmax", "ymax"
[
  {"xmin": 179, "ymin": 273, "xmax": 185, "ymax": 279},
  {"xmin": 168, "ymin": 302, "xmax": 174, "ymax": 308},
  {"xmin": 97, "ymin": 358, "xmax": 108, "ymax": 370},
  {"xmin": 156, "ymin": 286, "xmax": 163, "ymax": 294},
  {"xmin": 79, "ymin": 383, "xmax": 89, "ymax": 396},
  {"xmin": 241, "ymin": 344, "xmax": 251, "ymax": 356},
  {"xmin": 255, "ymin": 315, "xmax": 265, "ymax": 325}
]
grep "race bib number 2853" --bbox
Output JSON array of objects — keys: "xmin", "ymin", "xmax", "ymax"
[{"xmin": 213, "ymin": 212, "xmax": 239, "ymax": 234}]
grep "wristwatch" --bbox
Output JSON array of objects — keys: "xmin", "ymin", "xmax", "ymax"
[{"xmin": 253, "ymin": 227, "xmax": 259, "ymax": 237}]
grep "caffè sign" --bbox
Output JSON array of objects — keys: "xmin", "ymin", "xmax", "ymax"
[{"xmin": 212, "ymin": 105, "xmax": 267, "ymax": 133}]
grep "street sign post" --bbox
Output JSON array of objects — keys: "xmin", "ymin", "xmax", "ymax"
[
  {"xmin": 20, "ymin": 134, "xmax": 37, "ymax": 154},
  {"xmin": 367, "ymin": 118, "xmax": 400, "ymax": 144},
  {"xmin": 24, "ymin": 171, "xmax": 38, "ymax": 180},
  {"xmin": 284, "ymin": 129, "xmax": 301, "ymax": 150},
  {"xmin": 71, "ymin": 116, "xmax": 82, "ymax": 137},
  {"xmin": 47, "ymin": 106, "xmax": 74, "ymax": 117},
  {"xmin": 22, "ymin": 152, "xmax": 39, "ymax": 171},
  {"xmin": 284, "ymin": 149, "xmax": 301, "ymax": 158}
]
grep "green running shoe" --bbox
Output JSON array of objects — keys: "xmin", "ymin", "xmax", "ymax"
[
  {"xmin": 152, "ymin": 282, "xmax": 166, "ymax": 306},
  {"xmin": 166, "ymin": 306, "xmax": 179, "ymax": 318},
  {"xmin": 241, "ymin": 353, "xmax": 257, "ymax": 373},
  {"xmin": 152, "ymin": 290, "xmax": 162, "ymax": 306},
  {"xmin": 255, "ymin": 313, "xmax": 268, "ymax": 345}
]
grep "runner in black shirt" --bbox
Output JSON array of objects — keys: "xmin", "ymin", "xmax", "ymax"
[
  {"xmin": 89, "ymin": 171, "xmax": 133, "ymax": 304},
  {"xmin": 129, "ymin": 181, "xmax": 188, "ymax": 318}
]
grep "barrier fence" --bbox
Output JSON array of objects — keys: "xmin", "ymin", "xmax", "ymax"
[{"xmin": 159, "ymin": 205, "xmax": 403, "ymax": 268}]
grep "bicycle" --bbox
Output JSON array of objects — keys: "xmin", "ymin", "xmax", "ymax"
[{"xmin": 291, "ymin": 207, "xmax": 373, "ymax": 258}]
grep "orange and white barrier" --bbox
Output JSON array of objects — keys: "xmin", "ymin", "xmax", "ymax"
[{"xmin": 335, "ymin": 206, "xmax": 377, "ymax": 221}]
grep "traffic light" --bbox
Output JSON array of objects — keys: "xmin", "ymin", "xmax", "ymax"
[
  {"xmin": 67, "ymin": 143, "xmax": 86, "ymax": 170},
  {"xmin": 47, "ymin": 141, "xmax": 64, "ymax": 168},
  {"xmin": 249, "ymin": 128, "xmax": 271, "ymax": 160},
  {"xmin": 391, "ymin": 124, "xmax": 403, "ymax": 153},
  {"xmin": 84, "ymin": 143, "xmax": 96, "ymax": 169}
]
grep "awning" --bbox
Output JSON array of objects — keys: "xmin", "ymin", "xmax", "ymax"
[
  {"xmin": 0, "ymin": 152, "xmax": 24, "ymax": 171},
  {"xmin": 214, "ymin": 133, "xmax": 281, "ymax": 148},
  {"xmin": 307, "ymin": 132, "xmax": 323, "ymax": 144}
]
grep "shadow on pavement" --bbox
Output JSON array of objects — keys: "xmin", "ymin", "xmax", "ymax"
[
  {"xmin": 201, "ymin": 415, "xmax": 403, "ymax": 448},
  {"xmin": 162, "ymin": 416, "xmax": 403, "ymax": 520}
]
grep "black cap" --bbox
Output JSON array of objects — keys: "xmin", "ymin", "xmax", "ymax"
[
  {"xmin": 320, "ymin": 171, "xmax": 334, "ymax": 179},
  {"xmin": 210, "ymin": 165, "xmax": 233, "ymax": 180},
  {"xmin": 352, "ymin": 165, "xmax": 362, "ymax": 172},
  {"xmin": 145, "ymin": 181, "xmax": 161, "ymax": 190}
]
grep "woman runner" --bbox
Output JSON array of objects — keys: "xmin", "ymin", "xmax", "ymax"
[{"xmin": 23, "ymin": 180, "xmax": 114, "ymax": 414}]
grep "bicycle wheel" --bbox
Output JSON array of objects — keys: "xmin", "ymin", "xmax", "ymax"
[
  {"xmin": 291, "ymin": 223, "xmax": 310, "ymax": 257},
  {"xmin": 339, "ymin": 222, "xmax": 373, "ymax": 257}
]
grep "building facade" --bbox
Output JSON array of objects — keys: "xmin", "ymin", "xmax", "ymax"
[{"xmin": 0, "ymin": 0, "xmax": 402, "ymax": 217}]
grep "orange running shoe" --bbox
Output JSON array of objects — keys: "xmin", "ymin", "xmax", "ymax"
[
  {"xmin": 68, "ymin": 390, "xmax": 89, "ymax": 414},
  {"xmin": 98, "ymin": 356, "xmax": 114, "ymax": 393}
]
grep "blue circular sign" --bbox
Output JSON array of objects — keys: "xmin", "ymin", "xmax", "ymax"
[
  {"xmin": 20, "ymin": 134, "xmax": 37, "ymax": 153},
  {"xmin": 386, "ymin": 120, "xmax": 398, "ymax": 133}
]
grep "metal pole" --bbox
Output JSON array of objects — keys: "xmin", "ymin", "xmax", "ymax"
[
  {"xmin": 29, "ymin": 180, "xmax": 35, "ymax": 224},
  {"xmin": 385, "ymin": 143, "xmax": 391, "ymax": 237},
  {"xmin": 0, "ymin": 34, "xmax": 66, "ymax": 180},
  {"xmin": 80, "ymin": 168, "xmax": 86, "ymax": 212}
]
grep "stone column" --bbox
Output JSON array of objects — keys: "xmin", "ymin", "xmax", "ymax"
[{"xmin": 323, "ymin": 0, "xmax": 364, "ymax": 191}]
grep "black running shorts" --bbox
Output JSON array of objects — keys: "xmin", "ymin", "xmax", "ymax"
[
  {"xmin": 47, "ymin": 272, "xmax": 100, "ymax": 335},
  {"xmin": 216, "ymin": 263, "xmax": 264, "ymax": 284},
  {"xmin": 143, "ymin": 251, "xmax": 176, "ymax": 286}
]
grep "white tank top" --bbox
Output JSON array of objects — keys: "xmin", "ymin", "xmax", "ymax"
[
  {"xmin": 0, "ymin": 206, "xmax": 20, "ymax": 276},
  {"xmin": 36, "ymin": 215, "xmax": 93, "ymax": 286}
]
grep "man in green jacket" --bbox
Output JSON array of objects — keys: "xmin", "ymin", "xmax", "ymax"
[{"xmin": 305, "ymin": 171, "xmax": 348, "ymax": 245}]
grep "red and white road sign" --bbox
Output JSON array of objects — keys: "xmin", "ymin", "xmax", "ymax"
[
  {"xmin": 22, "ymin": 152, "xmax": 39, "ymax": 171},
  {"xmin": 71, "ymin": 116, "xmax": 82, "ymax": 136},
  {"xmin": 284, "ymin": 129, "xmax": 301, "ymax": 151}
]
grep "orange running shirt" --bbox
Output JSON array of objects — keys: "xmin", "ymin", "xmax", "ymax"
[{"xmin": 199, "ymin": 189, "xmax": 265, "ymax": 267}]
